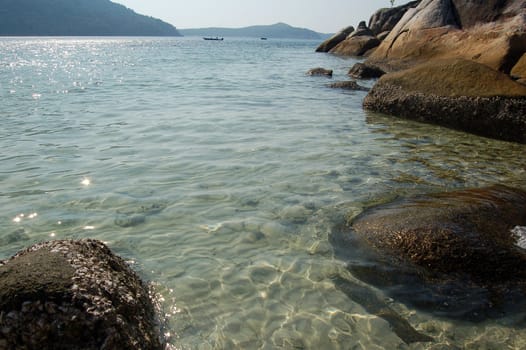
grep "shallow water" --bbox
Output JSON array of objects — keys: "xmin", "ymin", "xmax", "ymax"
[{"xmin": 1, "ymin": 37, "xmax": 525, "ymax": 349}]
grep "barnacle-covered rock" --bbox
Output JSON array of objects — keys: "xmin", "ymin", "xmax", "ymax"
[{"xmin": 0, "ymin": 239, "xmax": 163, "ymax": 350}]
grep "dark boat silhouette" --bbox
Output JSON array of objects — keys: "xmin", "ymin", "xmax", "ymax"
[{"xmin": 203, "ymin": 37, "xmax": 224, "ymax": 41}]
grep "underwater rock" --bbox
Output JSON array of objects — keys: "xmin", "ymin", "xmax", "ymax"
[
  {"xmin": 0, "ymin": 239, "xmax": 163, "ymax": 349},
  {"xmin": 331, "ymin": 185, "xmax": 526, "ymax": 320},
  {"xmin": 114, "ymin": 202, "xmax": 166, "ymax": 228}
]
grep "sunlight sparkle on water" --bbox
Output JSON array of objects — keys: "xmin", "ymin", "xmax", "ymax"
[
  {"xmin": 12, "ymin": 212, "xmax": 38, "ymax": 223},
  {"xmin": 81, "ymin": 177, "xmax": 91, "ymax": 186}
]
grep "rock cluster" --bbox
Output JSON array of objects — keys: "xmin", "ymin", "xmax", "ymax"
[
  {"xmin": 316, "ymin": 0, "xmax": 526, "ymax": 143},
  {"xmin": 0, "ymin": 239, "xmax": 163, "ymax": 350}
]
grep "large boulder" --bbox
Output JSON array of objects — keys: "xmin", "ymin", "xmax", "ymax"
[
  {"xmin": 329, "ymin": 36, "xmax": 381, "ymax": 56},
  {"xmin": 0, "ymin": 240, "xmax": 163, "ymax": 350},
  {"xmin": 370, "ymin": 0, "xmax": 526, "ymax": 73},
  {"xmin": 315, "ymin": 26, "xmax": 355, "ymax": 53},
  {"xmin": 330, "ymin": 22, "xmax": 381, "ymax": 56},
  {"xmin": 331, "ymin": 185, "xmax": 526, "ymax": 319},
  {"xmin": 363, "ymin": 58, "xmax": 526, "ymax": 143},
  {"xmin": 368, "ymin": 1, "xmax": 421, "ymax": 35}
]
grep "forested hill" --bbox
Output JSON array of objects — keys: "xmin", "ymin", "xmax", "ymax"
[
  {"xmin": 180, "ymin": 23, "xmax": 327, "ymax": 40},
  {"xmin": 0, "ymin": 0, "xmax": 181, "ymax": 36}
]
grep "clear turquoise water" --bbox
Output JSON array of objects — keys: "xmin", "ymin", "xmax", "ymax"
[{"xmin": 1, "ymin": 37, "xmax": 525, "ymax": 349}]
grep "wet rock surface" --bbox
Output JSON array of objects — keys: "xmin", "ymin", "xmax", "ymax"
[
  {"xmin": 363, "ymin": 58, "xmax": 526, "ymax": 143},
  {"xmin": 331, "ymin": 185, "xmax": 526, "ymax": 320},
  {"xmin": 0, "ymin": 239, "xmax": 163, "ymax": 350},
  {"xmin": 327, "ymin": 80, "xmax": 369, "ymax": 91}
]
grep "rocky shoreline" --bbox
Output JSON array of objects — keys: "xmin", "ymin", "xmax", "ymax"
[
  {"xmin": 316, "ymin": 0, "xmax": 526, "ymax": 143},
  {"xmin": 2, "ymin": 1, "xmax": 525, "ymax": 348}
]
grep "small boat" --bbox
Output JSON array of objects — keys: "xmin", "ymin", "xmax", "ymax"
[
  {"xmin": 260, "ymin": 37, "xmax": 268, "ymax": 40},
  {"xmin": 203, "ymin": 37, "xmax": 224, "ymax": 41}
]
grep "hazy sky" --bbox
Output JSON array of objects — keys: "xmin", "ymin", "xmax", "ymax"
[{"xmin": 115, "ymin": 1, "xmax": 412, "ymax": 33}]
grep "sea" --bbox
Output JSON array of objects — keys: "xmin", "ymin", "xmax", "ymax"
[{"xmin": 1, "ymin": 37, "xmax": 525, "ymax": 349}]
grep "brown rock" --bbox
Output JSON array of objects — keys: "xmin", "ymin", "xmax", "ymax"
[
  {"xmin": 376, "ymin": 30, "xmax": 391, "ymax": 41},
  {"xmin": 331, "ymin": 185, "xmax": 526, "ymax": 319},
  {"xmin": 370, "ymin": 0, "xmax": 526, "ymax": 73},
  {"xmin": 315, "ymin": 26, "xmax": 354, "ymax": 53},
  {"xmin": 306, "ymin": 67, "xmax": 333, "ymax": 77},
  {"xmin": 512, "ymin": 53, "xmax": 526, "ymax": 81},
  {"xmin": 330, "ymin": 35, "xmax": 381, "ymax": 56},
  {"xmin": 351, "ymin": 185, "xmax": 526, "ymax": 279},
  {"xmin": 363, "ymin": 58, "xmax": 526, "ymax": 143}
]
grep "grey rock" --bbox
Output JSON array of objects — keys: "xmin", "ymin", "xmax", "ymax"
[
  {"xmin": 348, "ymin": 62, "xmax": 386, "ymax": 79},
  {"xmin": 368, "ymin": 1, "xmax": 421, "ymax": 35},
  {"xmin": 348, "ymin": 21, "xmax": 375, "ymax": 38}
]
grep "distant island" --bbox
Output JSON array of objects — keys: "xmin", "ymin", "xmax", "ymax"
[
  {"xmin": 179, "ymin": 23, "xmax": 328, "ymax": 40},
  {"xmin": 0, "ymin": 0, "xmax": 181, "ymax": 36}
]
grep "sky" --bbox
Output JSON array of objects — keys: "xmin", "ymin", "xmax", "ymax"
[{"xmin": 115, "ymin": 0, "xmax": 413, "ymax": 34}]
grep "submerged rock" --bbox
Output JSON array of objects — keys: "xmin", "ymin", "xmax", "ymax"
[
  {"xmin": 307, "ymin": 67, "xmax": 333, "ymax": 77},
  {"xmin": 331, "ymin": 185, "xmax": 526, "ymax": 320},
  {"xmin": 363, "ymin": 58, "xmax": 526, "ymax": 143},
  {"xmin": 327, "ymin": 80, "xmax": 369, "ymax": 91},
  {"xmin": 0, "ymin": 239, "xmax": 163, "ymax": 350}
]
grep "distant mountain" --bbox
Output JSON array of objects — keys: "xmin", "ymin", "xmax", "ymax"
[
  {"xmin": 0, "ymin": 0, "xmax": 181, "ymax": 36},
  {"xmin": 180, "ymin": 23, "xmax": 327, "ymax": 40}
]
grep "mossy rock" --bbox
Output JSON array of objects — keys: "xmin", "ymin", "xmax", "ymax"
[{"xmin": 363, "ymin": 58, "xmax": 526, "ymax": 143}]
